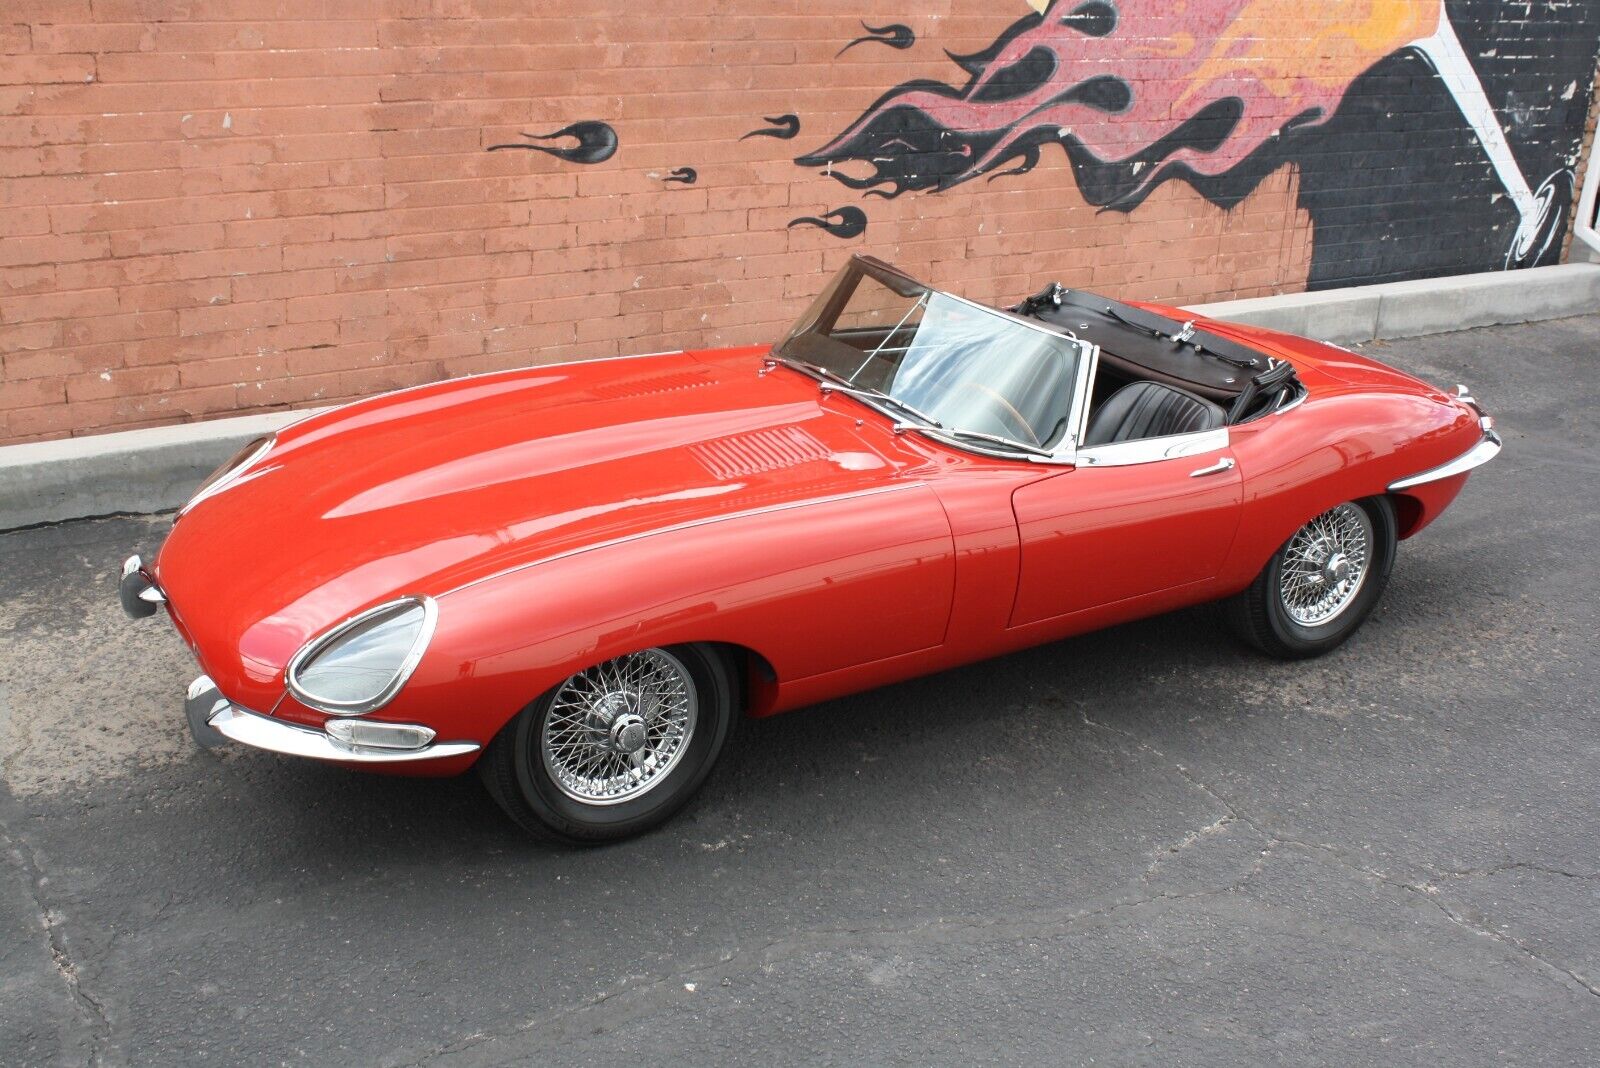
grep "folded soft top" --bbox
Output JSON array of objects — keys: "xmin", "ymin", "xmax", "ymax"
[{"xmin": 1013, "ymin": 284, "xmax": 1269, "ymax": 402}]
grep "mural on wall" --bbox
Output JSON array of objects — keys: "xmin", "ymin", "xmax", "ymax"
[
  {"xmin": 788, "ymin": 206, "xmax": 870, "ymax": 238},
  {"xmin": 837, "ymin": 22, "xmax": 917, "ymax": 57},
  {"xmin": 741, "ymin": 114, "xmax": 802, "ymax": 141},
  {"xmin": 479, "ymin": 1, "xmax": 1599, "ymax": 288},
  {"xmin": 799, "ymin": 0, "xmax": 1590, "ymax": 282},
  {"xmin": 487, "ymin": 121, "xmax": 619, "ymax": 163}
]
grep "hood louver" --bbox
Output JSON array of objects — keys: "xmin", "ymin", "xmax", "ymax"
[
  {"xmin": 589, "ymin": 369, "xmax": 714, "ymax": 400},
  {"xmin": 691, "ymin": 426, "xmax": 831, "ymax": 480}
]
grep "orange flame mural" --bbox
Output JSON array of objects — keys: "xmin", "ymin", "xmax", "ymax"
[{"xmin": 800, "ymin": 0, "xmax": 1445, "ymax": 207}]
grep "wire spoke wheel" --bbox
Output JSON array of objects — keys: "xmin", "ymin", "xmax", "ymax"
[
  {"xmin": 539, "ymin": 648, "xmax": 698, "ymax": 805},
  {"xmin": 1278, "ymin": 503, "xmax": 1374, "ymax": 627}
]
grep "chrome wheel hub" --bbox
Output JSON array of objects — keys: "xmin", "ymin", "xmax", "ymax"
[
  {"xmin": 610, "ymin": 713, "xmax": 648, "ymax": 755},
  {"xmin": 540, "ymin": 648, "xmax": 697, "ymax": 805},
  {"xmin": 1279, "ymin": 503, "xmax": 1373, "ymax": 627}
]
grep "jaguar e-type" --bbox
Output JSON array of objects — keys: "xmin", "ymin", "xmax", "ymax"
[{"xmin": 119, "ymin": 255, "xmax": 1499, "ymax": 841}]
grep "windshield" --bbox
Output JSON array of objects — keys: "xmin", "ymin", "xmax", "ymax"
[{"xmin": 776, "ymin": 258, "xmax": 1088, "ymax": 450}]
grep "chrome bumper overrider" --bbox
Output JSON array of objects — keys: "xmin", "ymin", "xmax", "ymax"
[
  {"xmin": 185, "ymin": 675, "xmax": 480, "ymax": 764},
  {"xmin": 120, "ymin": 555, "xmax": 166, "ymax": 619},
  {"xmin": 1387, "ymin": 429, "xmax": 1503, "ymax": 492}
]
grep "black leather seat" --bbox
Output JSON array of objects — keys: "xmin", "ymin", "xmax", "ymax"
[{"xmin": 1083, "ymin": 381, "xmax": 1225, "ymax": 446}]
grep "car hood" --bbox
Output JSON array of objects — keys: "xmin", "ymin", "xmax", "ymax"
[{"xmin": 156, "ymin": 347, "xmax": 929, "ymax": 701}]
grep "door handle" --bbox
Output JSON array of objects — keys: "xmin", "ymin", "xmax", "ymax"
[{"xmin": 1189, "ymin": 457, "xmax": 1235, "ymax": 478}]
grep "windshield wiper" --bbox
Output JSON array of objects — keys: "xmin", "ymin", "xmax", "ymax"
[
  {"xmin": 774, "ymin": 357, "xmax": 943, "ymax": 427},
  {"xmin": 896, "ymin": 423, "xmax": 1055, "ymax": 458},
  {"xmin": 824, "ymin": 382, "xmax": 942, "ymax": 428}
]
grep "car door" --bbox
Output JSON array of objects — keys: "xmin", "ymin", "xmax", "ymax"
[{"xmin": 1009, "ymin": 428, "xmax": 1243, "ymax": 627}]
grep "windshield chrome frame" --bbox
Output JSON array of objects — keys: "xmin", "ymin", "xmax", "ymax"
[{"xmin": 776, "ymin": 258, "xmax": 1099, "ymax": 466}]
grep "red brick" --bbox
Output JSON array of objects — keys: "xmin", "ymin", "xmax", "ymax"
[
  {"xmin": 0, "ymin": 265, "xmax": 57, "ymax": 297},
  {"xmin": 0, "ymin": 55, "xmax": 95, "ymax": 86},
  {"xmin": 241, "ymin": 320, "xmax": 340, "ymax": 353},
  {"xmin": 109, "ymin": 223, "xmax": 228, "ymax": 259},
  {"xmin": 0, "ymin": 376, "xmax": 65, "ymax": 412},
  {"xmin": 0, "ymin": 233, "xmax": 109, "ymax": 268},
  {"xmin": 0, "ymin": 320, "xmax": 61, "ymax": 354},
  {"xmin": 231, "ymin": 269, "xmax": 336, "ymax": 303},
  {"xmin": 119, "ymin": 279, "xmax": 230, "ymax": 313},
  {"xmin": 177, "ymin": 300, "xmax": 285, "ymax": 336},
  {"xmin": 224, "ymin": 217, "xmax": 334, "ymax": 249},
  {"xmin": 0, "ymin": 25, "xmax": 32, "ymax": 54},
  {"xmin": 61, "ymin": 310, "xmax": 177, "ymax": 347},
  {"xmin": 65, "ymin": 365, "xmax": 180, "ymax": 403},
  {"xmin": 287, "ymin": 291, "xmax": 387, "ymax": 324},
  {"xmin": 1, "ymin": 286, "xmax": 118, "ymax": 323},
  {"xmin": 178, "ymin": 352, "xmax": 289, "ymax": 389}
]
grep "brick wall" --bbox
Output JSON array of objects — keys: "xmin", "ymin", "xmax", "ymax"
[
  {"xmin": 2, "ymin": 1, "xmax": 1597, "ymax": 444},
  {"xmin": 1566, "ymin": 59, "xmax": 1600, "ymax": 263}
]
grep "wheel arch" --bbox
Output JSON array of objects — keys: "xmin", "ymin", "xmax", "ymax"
[
  {"xmin": 1221, "ymin": 390, "xmax": 1479, "ymax": 588},
  {"xmin": 703, "ymin": 641, "xmax": 780, "ymax": 717}
]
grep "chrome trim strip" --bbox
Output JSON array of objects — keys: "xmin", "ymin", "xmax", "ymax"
[
  {"xmin": 1387, "ymin": 429, "xmax": 1503, "ymax": 491},
  {"xmin": 894, "ymin": 424, "xmax": 1061, "ymax": 463},
  {"xmin": 285, "ymin": 596, "xmax": 439, "ymax": 716},
  {"xmin": 1075, "ymin": 342, "xmax": 1100, "ymax": 450},
  {"xmin": 178, "ymin": 435, "xmax": 274, "ymax": 516},
  {"xmin": 442, "ymin": 483, "xmax": 923, "ymax": 597},
  {"xmin": 1067, "ymin": 341, "xmax": 1098, "ymax": 456},
  {"xmin": 187, "ymin": 674, "xmax": 478, "ymax": 762},
  {"xmin": 1077, "ymin": 427, "xmax": 1231, "ymax": 468},
  {"xmin": 209, "ymin": 704, "xmax": 479, "ymax": 763}
]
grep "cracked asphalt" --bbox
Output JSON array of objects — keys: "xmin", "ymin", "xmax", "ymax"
[{"xmin": 2, "ymin": 314, "xmax": 1598, "ymax": 1066}]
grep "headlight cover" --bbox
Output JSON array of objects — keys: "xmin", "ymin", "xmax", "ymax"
[
  {"xmin": 182, "ymin": 435, "xmax": 273, "ymax": 513},
  {"xmin": 286, "ymin": 597, "xmax": 438, "ymax": 716}
]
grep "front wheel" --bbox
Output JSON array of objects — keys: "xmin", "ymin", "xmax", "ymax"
[
  {"xmin": 480, "ymin": 644, "xmax": 737, "ymax": 843},
  {"xmin": 1226, "ymin": 497, "xmax": 1397, "ymax": 659}
]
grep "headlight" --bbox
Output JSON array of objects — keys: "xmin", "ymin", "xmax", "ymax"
[
  {"xmin": 182, "ymin": 435, "xmax": 273, "ymax": 513},
  {"xmin": 286, "ymin": 597, "xmax": 437, "ymax": 715}
]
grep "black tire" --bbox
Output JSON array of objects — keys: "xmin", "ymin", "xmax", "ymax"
[
  {"xmin": 1226, "ymin": 496, "xmax": 1397, "ymax": 659},
  {"xmin": 479, "ymin": 644, "xmax": 737, "ymax": 844}
]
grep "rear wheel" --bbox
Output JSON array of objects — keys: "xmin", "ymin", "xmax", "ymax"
[
  {"xmin": 480, "ymin": 644, "xmax": 736, "ymax": 843},
  {"xmin": 1226, "ymin": 497, "xmax": 1396, "ymax": 659}
]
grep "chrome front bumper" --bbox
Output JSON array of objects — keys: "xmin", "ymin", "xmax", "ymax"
[{"xmin": 184, "ymin": 675, "xmax": 481, "ymax": 764}]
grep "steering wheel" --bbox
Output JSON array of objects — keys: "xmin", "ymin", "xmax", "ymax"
[{"xmin": 947, "ymin": 382, "xmax": 1040, "ymax": 445}]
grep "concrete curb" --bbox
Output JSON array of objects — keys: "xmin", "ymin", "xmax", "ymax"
[
  {"xmin": 1187, "ymin": 261, "xmax": 1600, "ymax": 345},
  {"xmin": 3, "ymin": 263, "xmax": 1597, "ymax": 531},
  {"xmin": 0, "ymin": 408, "xmax": 323, "ymax": 530}
]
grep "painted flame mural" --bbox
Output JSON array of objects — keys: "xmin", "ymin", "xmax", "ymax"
[
  {"xmin": 803, "ymin": 1, "xmax": 1437, "ymax": 206},
  {"xmin": 800, "ymin": 0, "xmax": 1575, "ymax": 272}
]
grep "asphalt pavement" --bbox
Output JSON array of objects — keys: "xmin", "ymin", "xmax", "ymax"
[{"xmin": 2, "ymin": 315, "xmax": 1598, "ymax": 1066}]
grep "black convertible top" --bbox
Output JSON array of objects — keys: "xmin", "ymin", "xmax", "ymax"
[{"xmin": 1013, "ymin": 283, "xmax": 1271, "ymax": 403}]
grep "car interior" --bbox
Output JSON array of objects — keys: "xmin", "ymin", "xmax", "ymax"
[{"xmin": 778, "ymin": 257, "xmax": 1303, "ymax": 455}]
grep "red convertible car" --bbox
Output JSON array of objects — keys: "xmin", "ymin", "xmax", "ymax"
[{"xmin": 120, "ymin": 255, "xmax": 1499, "ymax": 842}]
